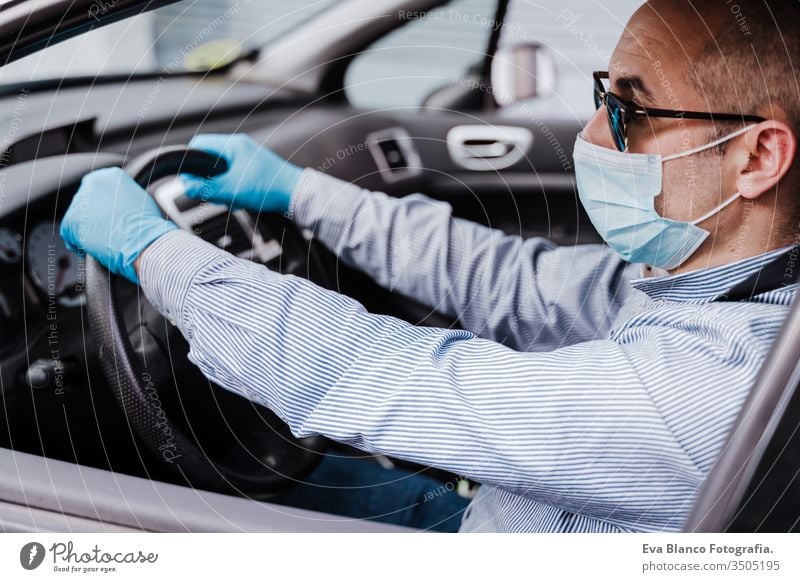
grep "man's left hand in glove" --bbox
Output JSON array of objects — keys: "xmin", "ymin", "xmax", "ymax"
[{"xmin": 59, "ymin": 167, "xmax": 178, "ymax": 283}]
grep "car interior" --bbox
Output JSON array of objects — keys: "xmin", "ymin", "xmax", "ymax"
[
  {"xmin": 0, "ymin": 0, "xmax": 797, "ymax": 532},
  {"xmin": 0, "ymin": 0, "xmax": 596, "ymax": 531}
]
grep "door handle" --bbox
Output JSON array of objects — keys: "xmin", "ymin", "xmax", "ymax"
[
  {"xmin": 460, "ymin": 141, "xmax": 510, "ymax": 159},
  {"xmin": 447, "ymin": 125, "xmax": 533, "ymax": 171}
]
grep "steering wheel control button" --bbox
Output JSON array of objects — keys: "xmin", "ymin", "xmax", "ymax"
[
  {"xmin": 174, "ymin": 193, "xmax": 203, "ymax": 212},
  {"xmin": 153, "ymin": 177, "xmax": 281, "ymax": 263},
  {"xmin": 24, "ymin": 358, "xmax": 73, "ymax": 393}
]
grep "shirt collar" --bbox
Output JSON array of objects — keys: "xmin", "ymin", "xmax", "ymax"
[{"xmin": 630, "ymin": 245, "xmax": 797, "ymax": 303}]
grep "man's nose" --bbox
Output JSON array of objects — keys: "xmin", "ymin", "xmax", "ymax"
[{"xmin": 581, "ymin": 107, "xmax": 617, "ymax": 150}]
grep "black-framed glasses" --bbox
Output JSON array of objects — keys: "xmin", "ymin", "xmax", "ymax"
[{"xmin": 593, "ymin": 71, "xmax": 766, "ymax": 152}]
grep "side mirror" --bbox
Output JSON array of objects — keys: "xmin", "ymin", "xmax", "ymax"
[{"xmin": 490, "ymin": 43, "xmax": 557, "ymax": 107}]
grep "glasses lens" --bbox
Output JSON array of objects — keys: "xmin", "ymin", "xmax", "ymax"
[
  {"xmin": 593, "ymin": 85, "xmax": 603, "ymax": 110},
  {"xmin": 605, "ymin": 94, "xmax": 627, "ymax": 151}
]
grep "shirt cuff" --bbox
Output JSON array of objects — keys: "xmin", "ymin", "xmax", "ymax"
[
  {"xmin": 288, "ymin": 168, "xmax": 368, "ymax": 242},
  {"xmin": 138, "ymin": 229, "xmax": 227, "ymax": 336}
]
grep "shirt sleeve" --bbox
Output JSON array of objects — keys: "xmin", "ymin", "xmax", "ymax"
[
  {"xmin": 139, "ymin": 230, "xmax": 701, "ymax": 529},
  {"xmin": 289, "ymin": 169, "xmax": 633, "ymax": 350}
]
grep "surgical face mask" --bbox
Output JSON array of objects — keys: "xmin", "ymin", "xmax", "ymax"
[{"xmin": 573, "ymin": 125, "xmax": 754, "ymax": 270}]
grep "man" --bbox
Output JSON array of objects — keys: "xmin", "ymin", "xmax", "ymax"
[{"xmin": 61, "ymin": 0, "xmax": 800, "ymax": 532}]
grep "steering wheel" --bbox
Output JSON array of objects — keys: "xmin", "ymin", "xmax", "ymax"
[{"xmin": 84, "ymin": 146, "xmax": 328, "ymax": 495}]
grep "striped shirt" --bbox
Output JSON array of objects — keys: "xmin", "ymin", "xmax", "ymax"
[{"xmin": 139, "ymin": 168, "xmax": 798, "ymax": 533}]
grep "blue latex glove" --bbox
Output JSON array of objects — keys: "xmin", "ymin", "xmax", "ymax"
[
  {"xmin": 60, "ymin": 167, "xmax": 178, "ymax": 284},
  {"xmin": 181, "ymin": 133, "xmax": 303, "ymax": 214}
]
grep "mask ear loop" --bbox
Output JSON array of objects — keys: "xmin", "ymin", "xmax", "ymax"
[
  {"xmin": 690, "ymin": 192, "xmax": 741, "ymax": 225},
  {"xmin": 663, "ymin": 124, "xmax": 757, "ymax": 162},
  {"xmin": 664, "ymin": 124, "xmax": 756, "ymax": 226}
]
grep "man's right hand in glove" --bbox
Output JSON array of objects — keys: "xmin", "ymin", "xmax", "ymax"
[{"xmin": 181, "ymin": 133, "xmax": 304, "ymax": 214}]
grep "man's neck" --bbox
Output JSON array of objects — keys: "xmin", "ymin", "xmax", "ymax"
[{"xmin": 669, "ymin": 231, "xmax": 794, "ymax": 276}]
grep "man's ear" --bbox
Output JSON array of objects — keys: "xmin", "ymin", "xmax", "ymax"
[{"xmin": 736, "ymin": 120, "xmax": 797, "ymax": 200}]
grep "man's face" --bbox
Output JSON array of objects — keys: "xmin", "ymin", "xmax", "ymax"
[{"xmin": 581, "ymin": 1, "xmax": 739, "ymax": 229}]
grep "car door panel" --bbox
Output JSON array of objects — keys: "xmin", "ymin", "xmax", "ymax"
[
  {"xmin": 0, "ymin": 448, "xmax": 409, "ymax": 532},
  {"xmin": 261, "ymin": 106, "xmax": 597, "ymax": 245}
]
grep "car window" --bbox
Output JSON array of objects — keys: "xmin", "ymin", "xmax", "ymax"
[
  {"xmin": 0, "ymin": 0, "xmax": 337, "ymax": 85},
  {"xmin": 344, "ymin": 0, "xmax": 499, "ymax": 110},
  {"xmin": 497, "ymin": 0, "xmax": 641, "ymax": 121}
]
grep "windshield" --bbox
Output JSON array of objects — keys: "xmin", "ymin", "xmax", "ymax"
[{"xmin": 0, "ymin": 0, "xmax": 338, "ymax": 85}]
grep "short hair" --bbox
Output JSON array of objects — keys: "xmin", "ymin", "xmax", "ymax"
[{"xmin": 687, "ymin": 1, "xmax": 800, "ymax": 146}]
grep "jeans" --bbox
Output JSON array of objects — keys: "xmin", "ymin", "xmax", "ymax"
[{"xmin": 269, "ymin": 454, "xmax": 471, "ymax": 532}]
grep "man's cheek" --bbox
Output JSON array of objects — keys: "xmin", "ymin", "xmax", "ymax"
[
  {"xmin": 661, "ymin": 161, "xmax": 716, "ymax": 222},
  {"xmin": 659, "ymin": 164, "xmax": 695, "ymax": 221}
]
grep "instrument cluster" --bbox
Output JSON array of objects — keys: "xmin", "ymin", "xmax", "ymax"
[{"xmin": 0, "ymin": 222, "xmax": 85, "ymax": 310}]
